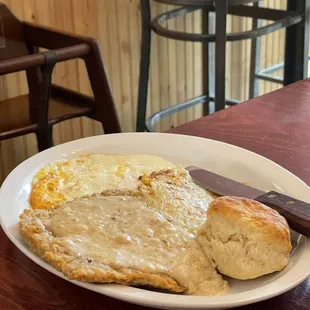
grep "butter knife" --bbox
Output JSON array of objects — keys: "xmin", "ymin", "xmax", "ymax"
[{"xmin": 186, "ymin": 166, "xmax": 310, "ymax": 238}]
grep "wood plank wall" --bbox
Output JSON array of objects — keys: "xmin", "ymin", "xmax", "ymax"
[{"xmin": 0, "ymin": 0, "xmax": 289, "ymax": 183}]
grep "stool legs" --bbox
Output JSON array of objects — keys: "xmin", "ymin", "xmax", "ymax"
[
  {"xmin": 214, "ymin": 0, "xmax": 228, "ymax": 112},
  {"xmin": 136, "ymin": 0, "xmax": 151, "ymax": 132},
  {"xmin": 284, "ymin": 0, "xmax": 310, "ymax": 85}
]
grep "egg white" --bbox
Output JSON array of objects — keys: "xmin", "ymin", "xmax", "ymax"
[{"xmin": 29, "ymin": 154, "xmax": 176, "ymax": 209}]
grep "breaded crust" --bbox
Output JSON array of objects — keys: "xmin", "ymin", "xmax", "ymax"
[
  {"xmin": 138, "ymin": 168, "xmax": 218, "ymax": 234},
  {"xmin": 19, "ymin": 204, "xmax": 185, "ymax": 293}
]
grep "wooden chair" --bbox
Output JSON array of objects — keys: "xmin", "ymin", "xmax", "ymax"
[{"xmin": 0, "ymin": 3, "xmax": 121, "ymax": 152}]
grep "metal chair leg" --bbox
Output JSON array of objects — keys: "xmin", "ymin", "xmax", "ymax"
[
  {"xmin": 136, "ymin": 0, "xmax": 152, "ymax": 132},
  {"xmin": 284, "ymin": 0, "xmax": 310, "ymax": 85},
  {"xmin": 214, "ymin": 0, "xmax": 228, "ymax": 112}
]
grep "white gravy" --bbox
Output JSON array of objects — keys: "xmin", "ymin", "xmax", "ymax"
[{"xmin": 45, "ymin": 195, "xmax": 228, "ymax": 295}]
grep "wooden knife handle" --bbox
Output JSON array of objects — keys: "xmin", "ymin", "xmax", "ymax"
[{"xmin": 255, "ymin": 191, "xmax": 310, "ymax": 238}]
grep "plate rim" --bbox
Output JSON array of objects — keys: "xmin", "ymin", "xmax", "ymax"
[{"xmin": 0, "ymin": 132, "xmax": 309, "ymax": 309}]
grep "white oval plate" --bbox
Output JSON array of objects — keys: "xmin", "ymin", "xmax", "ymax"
[{"xmin": 0, "ymin": 133, "xmax": 309, "ymax": 310}]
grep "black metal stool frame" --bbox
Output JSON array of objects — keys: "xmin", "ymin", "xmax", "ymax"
[
  {"xmin": 250, "ymin": 0, "xmax": 310, "ymax": 98},
  {"xmin": 137, "ymin": 0, "xmax": 308, "ymax": 132}
]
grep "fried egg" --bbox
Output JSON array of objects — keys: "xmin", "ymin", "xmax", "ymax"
[{"xmin": 29, "ymin": 154, "xmax": 176, "ymax": 210}]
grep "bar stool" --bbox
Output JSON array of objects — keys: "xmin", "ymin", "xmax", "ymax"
[{"xmin": 136, "ymin": 0, "xmax": 308, "ymax": 132}]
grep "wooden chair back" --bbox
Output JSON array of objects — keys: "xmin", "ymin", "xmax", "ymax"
[
  {"xmin": 0, "ymin": 3, "xmax": 30, "ymax": 60},
  {"xmin": 0, "ymin": 3, "xmax": 121, "ymax": 151}
]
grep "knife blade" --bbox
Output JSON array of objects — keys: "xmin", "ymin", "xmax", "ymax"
[{"xmin": 186, "ymin": 166, "xmax": 310, "ymax": 238}]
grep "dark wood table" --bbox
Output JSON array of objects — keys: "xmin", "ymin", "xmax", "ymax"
[{"xmin": 1, "ymin": 79, "xmax": 310, "ymax": 309}]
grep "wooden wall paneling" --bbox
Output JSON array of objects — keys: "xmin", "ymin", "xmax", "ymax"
[
  {"xmin": 193, "ymin": 10, "xmax": 203, "ymax": 120},
  {"xmin": 241, "ymin": 19, "xmax": 247, "ymax": 101},
  {"xmin": 241, "ymin": 17, "xmax": 250, "ymax": 101},
  {"xmin": 259, "ymin": 0, "xmax": 286, "ymax": 96},
  {"xmin": 267, "ymin": 1, "xmax": 275, "ymax": 95},
  {"xmin": 270, "ymin": 0, "xmax": 280, "ymax": 93},
  {"xmin": 96, "ymin": 0, "xmax": 112, "ymax": 91},
  {"xmin": 230, "ymin": 15, "xmax": 243, "ymax": 101},
  {"xmin": 97, "ymin": 0, "xmax": 121, "ymax": 133},
  {"xmin": 271, "ymin": 0, "xmax": 285, "ymax": 93},
  {"xmin": 22, "ymin": 0, "xmax": 35, "ymax": 23},
  {"xmin": 268, "ymin": 0, "xmax": 278, "ymax": 93},
  {"xmin": 145, "ymin": 3, "xmax": 153, "ymax": 132},
  {"xmin": 241, "ymin": 17, "xmax": 252, "ymax": 101},
  {"xmin": 148, "ymin": 2, "xmax": 161, "ymax": 131},
  {"xmin": 71, "ymin": 0, "xmax": 97, "ymax": 139},
  {"xmin": 105, "ymin": 0, "xmax": 126, "ymax": 131},
  {"xmin": 175, "ymin": 11, "xmax": 187, "ymax": 128},
  {"xmin": 157, "ymin": 2, "xmax": 170, "ymax": 131},
  {"xmin": 89, "ymin": 0, "xmax": 105, "ymax": 137},
  {"xmin": 128, "ymin": 0, "xmax": 141, "ymax": 132},
  {"xmin": 115, "ymin": 0, "xmax": 134, "ymax": 132},
  {"xmin": 263, "ymin": 4, "xmax": 273, "ymax": 97},
  {"xmin": 166, "ymin": 4, "xmax": 178, "ymax": 129},
  {"xmin": 239, "ymin": 17, "xmax": 245, "ymax": 102},
  {"xmin": 185, "ymin": 10, "xmax": 194, "ymax": 123},
  {"xmin": 259, "ymin": 1, "xmax": 267, "ymax": 96},
  {"xmin": 226, "ymin": 13, "xmax": 252, "ymax": 103},
  {"xmin": 226, "ymin": 14, "xmax": 232, "ymax": 104}
]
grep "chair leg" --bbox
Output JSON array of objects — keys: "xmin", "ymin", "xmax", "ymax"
[
  {"xmin": 84, "ymin": 41, "xmax": 122, "ymax": 134},
  {"xmin": 36, "ymin": 51, "xmax": 56, "ymax": 153},
  {"xmin": 214, "ymin": 0, "xmax": 228, "ymax": 112},
  {"xmin": 136, "ymin": 0, "xmax": 151, "ymax": 132},
  {"xmin": 284, "ymin": 0, "xmax": 310, "ymax": 85},
  {"xmin": 36, "ymin": 126, "xmax": 53, "ymax": 152}
]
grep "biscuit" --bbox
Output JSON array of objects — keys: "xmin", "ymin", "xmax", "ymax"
[{"xmin": 197, "ymin": 196, "xmax": 292, "ymax": 280}]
